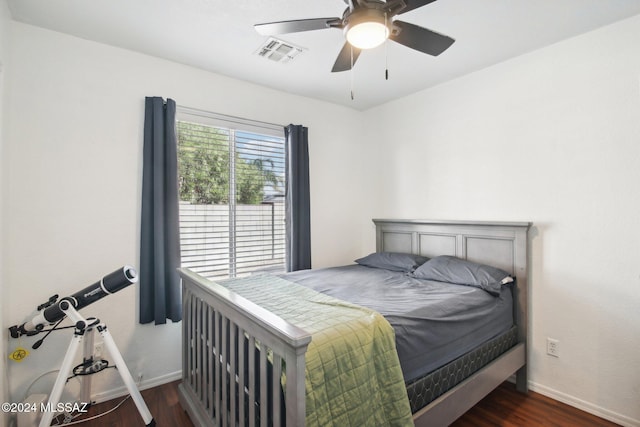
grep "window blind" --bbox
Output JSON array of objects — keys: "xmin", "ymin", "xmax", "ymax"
[{"xmin": 176, "ymin": 108, "xmax": 285, "ymax": 280}]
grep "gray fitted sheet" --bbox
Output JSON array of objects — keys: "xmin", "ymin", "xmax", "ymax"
[{"xmin": 280, "ymin": 264, "xmax": 514, "ymax": 382}]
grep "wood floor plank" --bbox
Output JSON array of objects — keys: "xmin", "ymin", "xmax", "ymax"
[
  {"xmin": 74, "ymin": 380, "xmax": 619, "ymax": 426},
  {"xmin": 71, "ymin": 380, "xmax": 193, "ymax": 427},
  {"xmin": 451, "ymin": 382, "xmax": 620, "ymax": 427}
]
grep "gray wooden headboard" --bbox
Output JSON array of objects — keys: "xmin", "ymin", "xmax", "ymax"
[
  {"xmin": 373, "ymin": 219, "xmax": 530, "ymax": 278},
  {"xmin": 373, "ymin": 218, "xmax": 531, "ymax": 359}
]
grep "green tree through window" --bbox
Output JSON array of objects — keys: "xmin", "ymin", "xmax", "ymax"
[{"xmin": 177, "ymin": 122, "xmax": 282, "ymax": 204}]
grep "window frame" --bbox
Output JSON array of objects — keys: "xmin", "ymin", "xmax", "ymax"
[{"xmin": 176, "ymin": 107, "xmax": 286, "ymax": 280}]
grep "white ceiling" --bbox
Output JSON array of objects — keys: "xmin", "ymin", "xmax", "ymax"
[{"xmin": 7, "ymin": 0, "xmax": 640, "ymax": 110}]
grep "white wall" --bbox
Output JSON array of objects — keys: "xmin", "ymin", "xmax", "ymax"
[
  {"xmin": 4, "ymin": 10, "xmax": 639, "ymax": 427},
  {"xmin": 0, "ymin": 0, "xmax": 8, "ymax": 423},
  {"xmin": 365, "ymin": 14, "xmax": 640, "ymax": 426},
  {"xmin": 3, "ymin": 21, "xmax": 376, "ymax": 410}
]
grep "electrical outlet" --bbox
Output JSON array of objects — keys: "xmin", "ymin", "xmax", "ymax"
[
  {"xmin": 546, "ymin": 337, "xmax": 559, "ymax": 357},
  {"xmin": 137, "ymin": 373, "xmax": 144, "ymax": 385},
  {"xmin": 94, "ymin": 342, "xmax": 104, "ymax": 358}
]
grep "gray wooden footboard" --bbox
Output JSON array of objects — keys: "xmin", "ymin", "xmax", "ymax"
[{"xmin": 178, "ymin": 267, "xmax": 311, "ymax": 427}]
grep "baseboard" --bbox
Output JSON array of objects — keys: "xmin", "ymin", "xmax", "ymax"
[
  {"xmin": 90, "ymin": 370, "xmax": 182, "ymax": 404},
  {"xmin": 527, "ymin": 381, "xmax": 639, "ymax": 427}
]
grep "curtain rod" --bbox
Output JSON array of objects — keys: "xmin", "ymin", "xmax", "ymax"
[{"xmin": 176, "ymin": 105, "xmax": 286, "ymax": 130}]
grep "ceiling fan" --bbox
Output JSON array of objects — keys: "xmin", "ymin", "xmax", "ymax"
[{"xmin": 254, "ymin": 0, "xmax": 455, "ymax": 72}]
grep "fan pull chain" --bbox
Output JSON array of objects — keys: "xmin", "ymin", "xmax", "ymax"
[
  {"xmin": 350, "ymin": 45, "xmax": 355, "ymax": 100},
  {"xmin": 385, "ymin": 12, "xmax": 389, "ymax": 80}
]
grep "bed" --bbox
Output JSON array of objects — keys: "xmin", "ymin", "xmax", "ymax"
[{"xmin": 177, "ymin": 219, "xmax": 531, "ymax": 426}]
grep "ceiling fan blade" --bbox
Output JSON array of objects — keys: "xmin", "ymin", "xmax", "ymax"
[
  {"xmin": 397, "ymin": 0, "xmax": 438, "ymax": 15},
  {"xmin": 254, "ymin": 17, "xmax": 342, "ymax": 36},
  {"xmin": 331, "ymin": 42, "xmax": 362, "ymax": 72},
  {"xmin": 390, "ymin": 20, "xmax": 454, "ymax": 56}
]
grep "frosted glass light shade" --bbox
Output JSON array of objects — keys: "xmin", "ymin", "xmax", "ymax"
[{"xmin": 346, "ymin": 21, "xmax": 389, "ymax": 49}]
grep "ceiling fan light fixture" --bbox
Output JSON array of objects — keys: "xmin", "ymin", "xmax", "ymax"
[
  {"xmin": 344, "ymin": 10, "xmax": 389, "ymax": 50},
  {"xmin": 346, "ymin": 22, "xmax": 389, "ymax": 49},
  {"xmin": 254, "ymin": 0, "xmax": 455, "ymax": 73}
]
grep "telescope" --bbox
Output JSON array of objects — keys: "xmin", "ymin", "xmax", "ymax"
[
  {"xmin": 9, "ymin": 266, "xmax": 138, "ymax": 339},
  {"xmin": 7, "ymin": 265, "xmax": 155, "ymax": 427}
]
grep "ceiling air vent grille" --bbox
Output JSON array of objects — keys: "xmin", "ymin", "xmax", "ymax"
[{"xmin": 255, "ymin": 38, "xmax": 304, "ymax": 64}]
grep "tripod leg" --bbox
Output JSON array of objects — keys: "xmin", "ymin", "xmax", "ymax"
[
  {"xmin": 98, "ymin": 325, "xmax": 155, "ymax": 426},
  {"xmin": 39, "ymin": 332, "xmax": 83, "ymax": 427},
  {"xmin": 79, "ymin": 327, "xmax": 94, "ymax": 405}
]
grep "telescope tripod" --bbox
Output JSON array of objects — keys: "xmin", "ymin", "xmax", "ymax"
[{"xmin": 39, "ymin": 302, "xmax": 155, "ymax": 427}]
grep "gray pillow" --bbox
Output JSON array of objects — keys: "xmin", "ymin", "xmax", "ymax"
[
  {"xmin": 355, "ymin": 252, "xmax": 429, "ymax": 273},
  {"xmin": 411, "ymin": 255, "xmax": 513, "ymax": 296}
]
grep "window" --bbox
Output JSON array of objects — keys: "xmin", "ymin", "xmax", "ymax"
[{"xmin": 176, "ymin": 108, "xmax": 285, "ymax": 280}]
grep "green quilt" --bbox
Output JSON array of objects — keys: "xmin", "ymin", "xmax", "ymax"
[{"xmin": 219, "ymin": 274, "xmax": 413, "ymax": 427}]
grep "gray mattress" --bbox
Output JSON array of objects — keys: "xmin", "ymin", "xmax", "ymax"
[{"xmin": 280, "ymin": 265, "xmax": 514, "ymax": 382}]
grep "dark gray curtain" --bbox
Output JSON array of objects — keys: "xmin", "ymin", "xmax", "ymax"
[
  {"xmin": 285, "ymin": 124, "xmax": 311, "ymax": 271},
  {"xmin": 140, "ymin": 97, "xmax": 181, "ymax": 324}
]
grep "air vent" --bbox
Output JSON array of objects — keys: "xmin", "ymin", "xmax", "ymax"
[{"xmin": 255, "ymin": 38, "xmax": 304, "ymax": 64}]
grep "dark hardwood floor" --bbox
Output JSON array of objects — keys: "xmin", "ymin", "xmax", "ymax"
[
  {"xmin": 450, "ymin": 383, "xmax": 619, "ymax": 427},
  {"xmin": 73, "ymin": 380, "xmax": 619, "ymax": 426}
]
